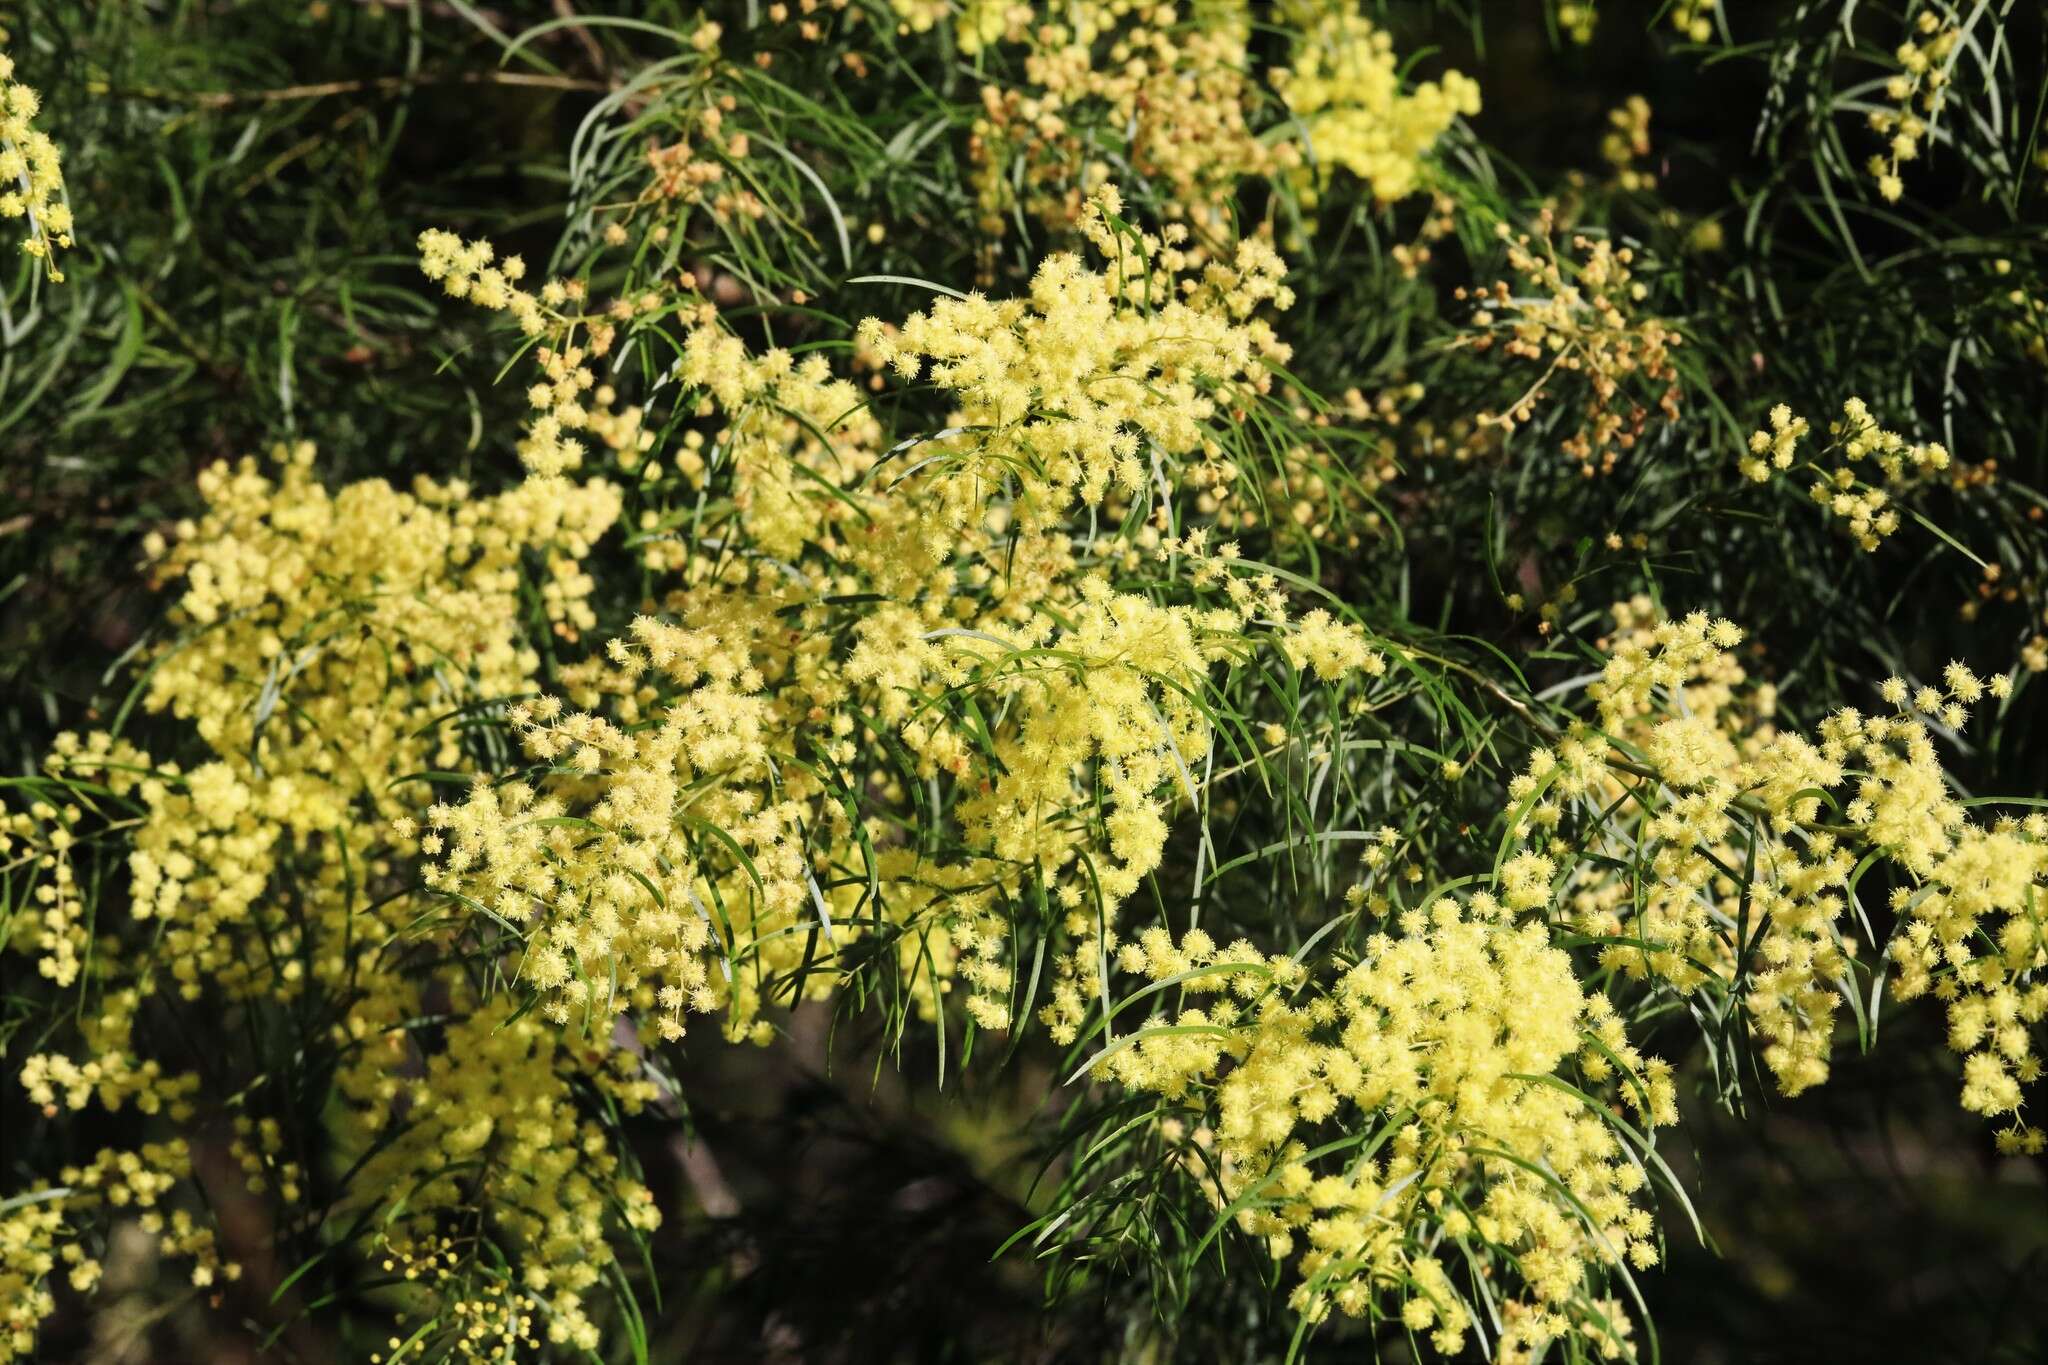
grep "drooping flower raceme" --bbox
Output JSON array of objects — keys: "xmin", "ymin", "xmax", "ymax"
[{"xmin": 0, "ymin": 47, "xmax": 72, "ymax": 278}]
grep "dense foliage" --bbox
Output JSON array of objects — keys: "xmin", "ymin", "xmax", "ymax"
[{"xmin": 6, "ymin": 2, "xmax": 2048, "ymax": 1361}]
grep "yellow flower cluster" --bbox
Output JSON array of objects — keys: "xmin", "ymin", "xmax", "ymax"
[
  {"xmin": 858, "ymin": 187, "xmax": 1293, "ymax": 517},
  {"xmin": 1527, "ymin": 601, "xmax": 2041, "ymax": 1141},
  {"xmin": 144, "ymin": 441, "xmax": 617, "ymax": 835},
  {"xmin": 353, "ymin": 1001, "xmax": 663, "ymax": 1355},
  {"xmin": 419, "ymin": 229, "xmax": 661, "ymax": 479},
  {"xmin": 1601, "ymin": 97, "xmax": 1655, "ymax": 193},
  {"xmin": 882, "ymin": 0, "xmax": 942, "ymax": 36},
  {"xmin": 672, "ymin": 310, "xmax": 884, "ymax": 559},
  {"xmin": 633, "ymin": 89, "xmax": 766, "ymax": 226},
  {"xmin": 0, "ymin": 47, "xmax": 72, "ymax": 279},
  {"xmin": 15, "ymin": 11, "xmax": 2048, "ymax": 1355},
  {"xmin": 1, "ymin": 1198, "xmax": 63, "ymax": 1364},
  {"xmin": 1556, "ymin": 2, "xmax": 1599, "ymax": 45},
  {"xmin": 1273, "ymin": 6, "xmax": 1481, "ymax": 208},
  {"xmin": 1670, "ymin": 0, "xmax": 1717, "ymax": 43},
  {"xmin": 1464, "ymin": 214, "xmax": 1683, "ymax": 476},
  {"xmin": 1741, "ymin": 397, "xmax": 1950, "ymax": 549},
  {"xmin": 2, "ymin": 443, "xmax": 674, "ymax": 1349},
  {"xmin": 0, "ymin": 1141, "xmax": 233, "ymax": 1362},
  {"xmin": 19, "ymin": 981, "xmax": 200, "ymax": 1119},
  {"xmin": 421, "ymin": 187, "xmax": 1386, "ymax": 1061},
  {"xmin": 1102, "ymin": 897, "xmax": 1674, "ymax": 1358},
  {"xmin": 950, "ymin": 0, "xmax": 1274, "ymax": 256},
  {"xmin": 1536, "ymin": 611, "xmax": 1857, "ymax": 1093},
  {"xmin": 1869, "ymin": 10, "xmax": 1957, "ymax": 202},
  {"xmin": 1547, "ymin": 3, "xmax": 1714, "ymax": 54},
  {"xmin": 925, "ymin": 3, "xmax": 1474, "ymax": 271}
]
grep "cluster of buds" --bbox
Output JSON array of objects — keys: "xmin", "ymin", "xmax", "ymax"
[{"xmin": 1464, "ymin": 214, "xmax": 1682, "ymax": 476}]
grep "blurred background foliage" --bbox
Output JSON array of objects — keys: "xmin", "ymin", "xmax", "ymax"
[{"xmin": 5, "ymin": 1, "xmax": 2048, "ymax": 1361}]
